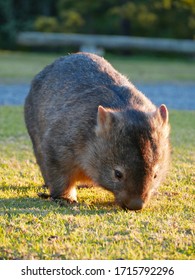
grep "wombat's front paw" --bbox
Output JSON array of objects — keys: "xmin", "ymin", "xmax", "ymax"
[
  {"xmin": 37, "ymin": 192, "xmax": 50, "ymax": 199},
  {"xmin": 64, "ymin": 188, "xmax": 77, "ymax": 204},
  {"xmin": 37, "ymin": 184, "xmax": 50, "ymax": 199},
  {"xmin": 50, "ymin": 197, "xmax": 78, "ymax": 207}
]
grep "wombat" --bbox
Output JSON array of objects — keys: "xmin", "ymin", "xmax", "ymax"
[{"xmin": 24, "ymin": 52, "xmax": 170, "ymax": 210}]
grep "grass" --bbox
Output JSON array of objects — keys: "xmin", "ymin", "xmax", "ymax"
[
  {"xmin": 0, "ymin": 50, "xmax": 195, "ymax": 83},
  {"xmin": 109, "ymin": 54, "xmax": 195, "ymax": 82},
  {"xmin": 0, "ymin": 51, "xmax": 57, "ymax": 83},
  {"xmin": 0, "ymin": 106, "xmax": 194, "ymax": 260}
]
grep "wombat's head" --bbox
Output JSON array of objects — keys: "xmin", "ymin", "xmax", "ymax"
[{"xmin": 87, "ymin": 105, "xmax": 170, "ymax": 210}]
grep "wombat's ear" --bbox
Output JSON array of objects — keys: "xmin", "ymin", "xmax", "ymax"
[
  {"xmin": 96, "ymin": 105, "xmax": 112, "ymax": 136},
  {"xmin": 158, "ymin": 104, "xmax": 169, "ymax": 124}
]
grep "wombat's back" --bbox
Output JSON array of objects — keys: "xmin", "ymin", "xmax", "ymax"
[{"xmin": 25, "ymin": 53, "xmax": 155, "ymax": 135}]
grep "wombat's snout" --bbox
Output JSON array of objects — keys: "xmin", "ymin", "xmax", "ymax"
[
  {"xmin": 125, "ymin": 198, "xmax": 144, "ymax": 210},
  {"xmin": 117, "ymin": 193, "xmax": 145, "ymax": 211}
]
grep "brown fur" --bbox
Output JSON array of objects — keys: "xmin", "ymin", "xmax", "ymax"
[{"xmin": 24, "ymin": 52, "xmax": 170, "ymax": 210}]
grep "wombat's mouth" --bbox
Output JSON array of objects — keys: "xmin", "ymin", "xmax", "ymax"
[{"xmin": 118, "ymin": 198, "xmax": 145, "ymax": 211}]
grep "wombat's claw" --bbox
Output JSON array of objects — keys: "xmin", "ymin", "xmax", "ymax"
[
  {"xmin": 121, "ymin": 205, "xmax": 128, "ymax": 212},
  {"xmin": 64, "ymin": 197, "xmax": 78, "ymax": 205},
  {"xmin": 50, "ymin": 197, "xmax": 78, "ymax": 207},
  {"xmin": 37, "ymin": 192, "xmax": 50, "ymax": 199}
]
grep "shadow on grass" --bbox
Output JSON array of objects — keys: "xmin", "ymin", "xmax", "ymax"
[{"xmin": 0, "ymin": 185, "xmax": 119, "ymax": 216}]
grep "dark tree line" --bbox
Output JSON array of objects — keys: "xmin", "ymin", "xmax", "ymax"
[{"xmin": 0, "ymin": 0, "xmax": 195, "ymax": 48}]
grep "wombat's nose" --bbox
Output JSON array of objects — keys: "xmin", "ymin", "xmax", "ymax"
[{"xmin": 126, "ymin": 198, "xmax": 144, "ymax": 210}]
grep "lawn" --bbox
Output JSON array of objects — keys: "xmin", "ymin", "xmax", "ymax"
[
  {"xmin": 0, "ymin": 106, "xmax": 194, "ymax": 260},
  {"xmin": 0, "ymin": 50, "xmax": 195, "ymax": 83}
]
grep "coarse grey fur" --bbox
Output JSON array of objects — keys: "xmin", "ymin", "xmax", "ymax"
[{"xmin": 25, "ymin": 52, "xmax": 170, "ymax": 210}]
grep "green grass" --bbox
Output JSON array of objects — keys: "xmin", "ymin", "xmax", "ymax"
[
  {"xmin": 0, "ymin": 50, "xmax": 195, "ymax": 83},
  {"xmin": 109, "ymin": 54, "xmax": 195, "ymax": 82},
  {"xmin": 0, "ymin": 106, "xmax": 194, "ymax": 260},
  {"xmin": 0, "ymin": 51, "xmax": 57, "ymax": 83}
]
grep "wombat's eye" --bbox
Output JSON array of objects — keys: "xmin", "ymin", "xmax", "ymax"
[{"xmin": 114, "ymin": 170, "xmax": 123, "ymax": 180}]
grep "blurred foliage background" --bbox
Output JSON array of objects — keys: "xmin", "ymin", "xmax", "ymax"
[{"xmin": 0, "ymin": 0, "xmax": 195, "ymax": 49}]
